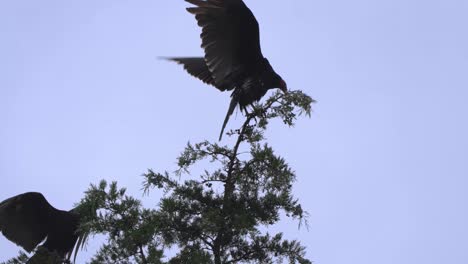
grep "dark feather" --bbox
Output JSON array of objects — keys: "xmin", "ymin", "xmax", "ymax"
[
  {"xmin": 186, "ymin": 0, "xmax": 263, "ymax": 89},
  {"xmin": 166, "ymin": 0, "xmax": 287, "ymax": 140},
  {"xmin": 219, "ymin": 96, "xmax": 238, "ymax": 140},
  {"xmin": 0, "ymin": 192, "xmax": 52, "ymax": 252},
  {"xmin": 164, "ymin": 57, "xmax": 220, "ymax": 89},
  {"xmin": 0, "ymin": 192, "xmax": 84, "ymax": 263}
]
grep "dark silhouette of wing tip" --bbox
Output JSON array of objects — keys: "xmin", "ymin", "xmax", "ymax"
[
  {"xmin": 158, "ymin": 56, "xmax": 173, "ymax": 61},
  {"xmin": 186, "ymin": 0, "xmax": 223, "ymax": 8}
]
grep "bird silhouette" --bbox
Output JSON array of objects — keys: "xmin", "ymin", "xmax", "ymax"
[
  {"xmin": 166, "ymin": 0, "xmax": 287, "ymax": 140},
  {"xmin": 0, "ymin": 192, "xmax": 90, "ymax": 263}
]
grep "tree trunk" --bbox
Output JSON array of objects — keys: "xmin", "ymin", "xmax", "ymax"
[{"xmin": 213, "ymin": 243, "xmax": 222, "ymax": 264}]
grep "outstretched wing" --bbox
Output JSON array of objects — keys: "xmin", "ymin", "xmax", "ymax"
[
  {"xmin": 0, "ymin": 192, "xmax": 55, "ymax": 252},
  {"xmin": 186, "ymin": 0, "xmax": 264, "ymax": 90},
  {"xmin": 164, "ymin": 57, "xmax": 220, "ymax": 89}
]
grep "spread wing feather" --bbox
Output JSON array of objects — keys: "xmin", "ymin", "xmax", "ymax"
[
  {"xmin": 164, "ymin": 57, "xmax": 220, "ymax": 89},
  {"xmin": 0, "ymin": 192, "xmax": 54, "ymax": 252},
  {"xmin": 185, "ymin": 0, "xmax": 264, "ymax": 90}
]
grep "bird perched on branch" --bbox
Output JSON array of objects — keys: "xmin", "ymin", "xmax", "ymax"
[
  {"xmin": 165, "ymin": 0, "xmax": 287, "ymax": 140},
  {"xmin": 0, "ymin": 192, "xmax": 90, "ymax": 263}
]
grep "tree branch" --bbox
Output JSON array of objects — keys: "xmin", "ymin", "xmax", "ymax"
[{"xmin": 138, "ymin": 244, "xmax": 148, "ymax": 264}]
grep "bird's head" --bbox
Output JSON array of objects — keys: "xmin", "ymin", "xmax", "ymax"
[
  {"xmin": 264, "ymin": 71, "xmax": 288, "ymax": 93},
  {"xmin": 262, "ymin": 59, "xmax": 287, "ymax": 93},
  {"xmin": 270, "ymin": 73, "xmax": 287, "ymax": 93}
]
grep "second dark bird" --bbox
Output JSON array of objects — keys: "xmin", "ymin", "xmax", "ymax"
[
  {"xmin": 0, "ymin": 192, "xmax": 89, "ymax": 263},
  {"xmin": 166, "ymin": 0, "xmax": 287, "ymax": 140}
]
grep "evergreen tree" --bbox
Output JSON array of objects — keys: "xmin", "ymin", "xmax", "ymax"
[
  {"xmin": 141, "ymin": 91, "xmax": 313, "ymax": 264},
  {"xmin": 2, "ymin": 91, "xmax": 314, "ymax": 264}
]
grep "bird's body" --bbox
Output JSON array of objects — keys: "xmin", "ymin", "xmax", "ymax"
[
  {"xmin": 0, "ymin": 192, "xmax": 82, "ymax": 263},
  {"xmin": 166, "ymin": 0, "xmax": 287, "ymax": 140}
]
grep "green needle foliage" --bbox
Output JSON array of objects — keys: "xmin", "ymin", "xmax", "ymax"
[
  {"xmin": 1, "ymin": 252, "xmax": 29, "ymax": 264},
  {"xmin": 142, "ymin": 90, "xmax": 314, "ymax": 264},
  {"xmin": 1, "ymin": 90, "xmax": 314, "ymax": 264},
  {"xmin": 80, "ymin": 180, "xmax": 166, "ymax": 264}
]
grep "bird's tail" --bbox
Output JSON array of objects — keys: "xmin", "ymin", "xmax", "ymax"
[{"xmin": 219, "ymin": 97, "xmax": 238, "ymax": 141}]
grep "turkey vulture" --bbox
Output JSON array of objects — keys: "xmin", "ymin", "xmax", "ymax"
[
  {"xmin": 166, "ymin": 0, "xmax": 287, "ymax": 140},
  {"xmin": 0, "ymin": 192, "xmax": 88, "ymax": 263}
]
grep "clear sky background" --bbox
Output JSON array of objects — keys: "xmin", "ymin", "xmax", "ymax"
[{"xmin": 1, "ymin": 0, "xmax": 467, "ymax": 263}]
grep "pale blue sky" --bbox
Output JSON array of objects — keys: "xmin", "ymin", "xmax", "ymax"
[{"xmin": 1, "ymin": 0, "xmax": 467, "ymax": 263}]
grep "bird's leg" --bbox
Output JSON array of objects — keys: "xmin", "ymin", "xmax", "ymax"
[
  {"xmin": 251, "ymin": 103, "xmax": 268, "ymax": 121},
  {"xmin": 240, "ymin": 105, "xmax": 257, "ymax": 124},
  {"xmin": 248, "ymin": 103, "xmax": 260, "ymax": 125},
  {"xmin": 249, "ymin": 103, "xmax": 256, "ymax": 112},
  {"xmin": 240, "ymin": 105, "xmax": 250, "ymax": 115}
]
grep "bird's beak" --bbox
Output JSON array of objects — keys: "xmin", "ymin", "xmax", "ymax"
[{"xmin": 279, "ymin": 79, "xmax": 288, "ymax": 93}]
